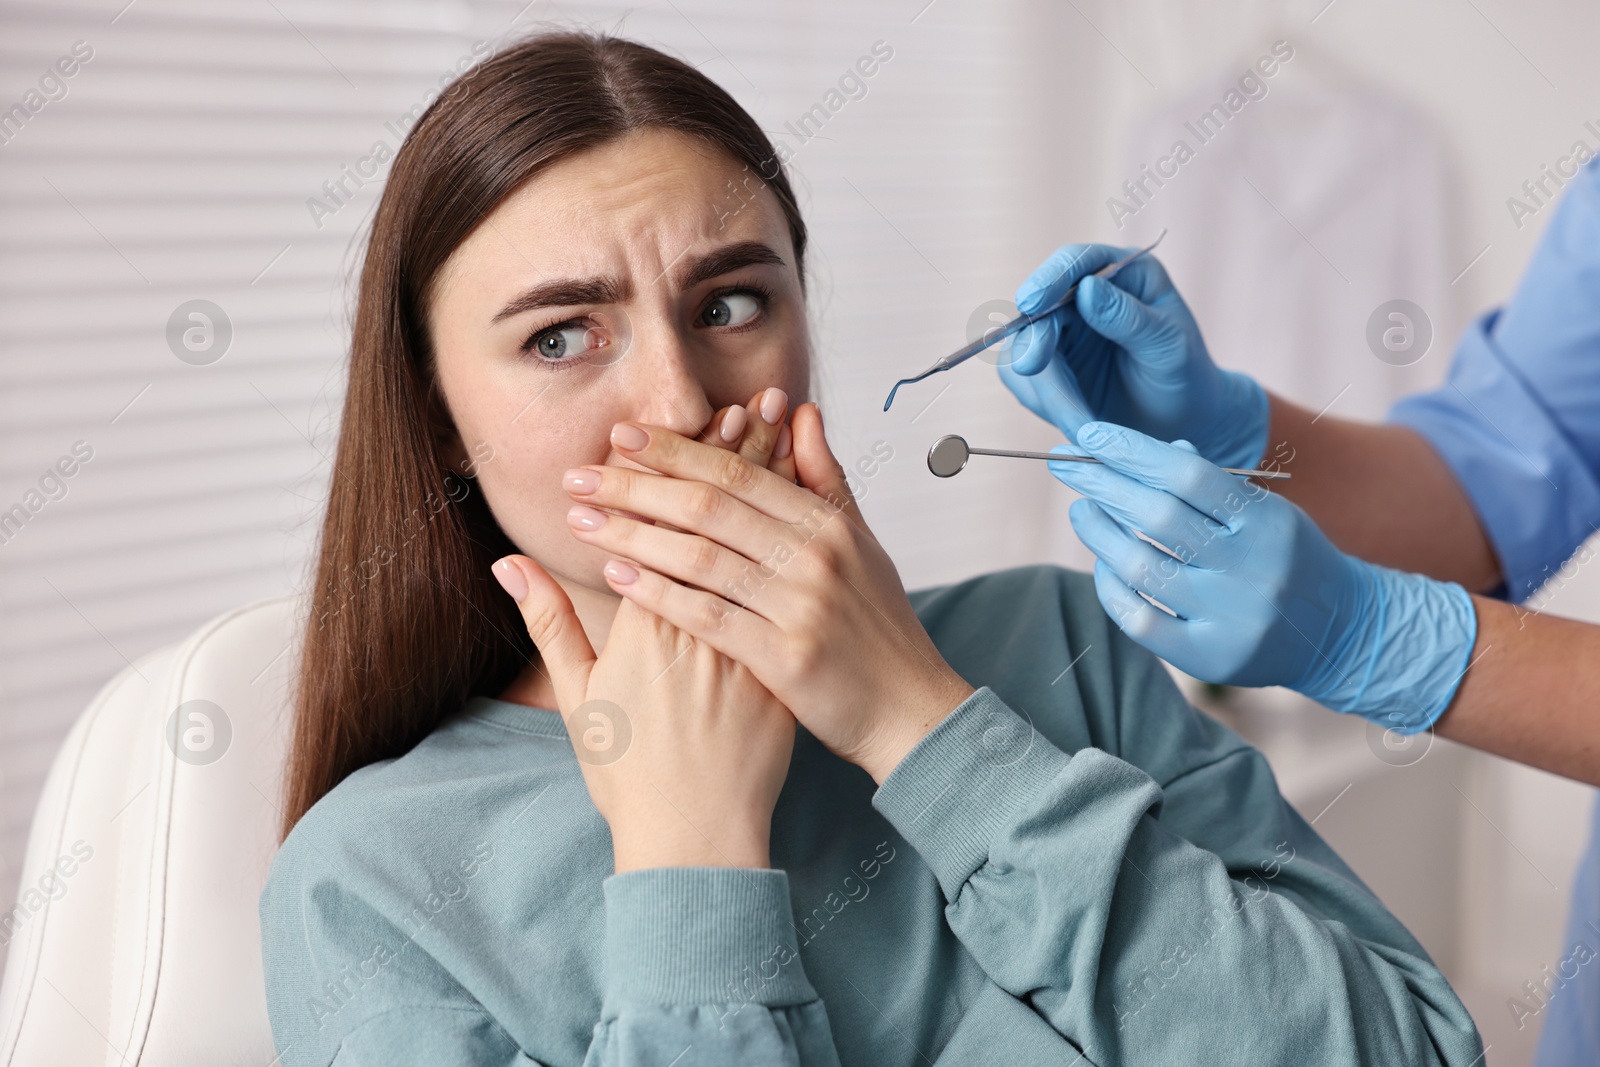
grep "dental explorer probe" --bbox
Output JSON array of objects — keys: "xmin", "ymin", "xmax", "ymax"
[
  {"xmin": 883, "ymin": 230, "xmax": 1167, "ymax": 412},
  {"xmin": 926, "ymin": 434, "xmax": 1291, "ymax": 481}
]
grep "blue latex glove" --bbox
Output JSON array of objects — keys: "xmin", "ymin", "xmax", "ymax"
[
  {"xmin": 1049, "ymin": 421, "xmax": 1478, "ymax": 733},
  {"xmin": 999, "ymin": 242, "xmax": 1270, "ymax": 472}
]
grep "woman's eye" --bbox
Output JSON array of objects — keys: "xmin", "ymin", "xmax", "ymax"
[
  {"xmin": 700, "ymin": 292, "xmax": 761, "ymax": 328},
  {"xmin": 526, "ymin": 323, "xmax": 601, "ymax": 362}
]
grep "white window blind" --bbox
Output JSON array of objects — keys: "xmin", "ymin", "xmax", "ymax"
[{"xmin": 0, "ymin": 0, "xmax": 1107, "ymax": 972}]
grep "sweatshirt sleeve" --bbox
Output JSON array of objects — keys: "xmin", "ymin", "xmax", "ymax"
[
  {"xmin": 261, "ymin": 869, "xmax": 548, "ymax": 1066},
  {"xmin": 587, "ymin": 867, "xmax": 843, "ymax": 1066},
  {"xmin": 870, "ymin": 686, "xmax": 1483, "ymax": 1067},
  {"xmin": 262, "ymin": 860, "xmax": 843, "ymax": 1067}
]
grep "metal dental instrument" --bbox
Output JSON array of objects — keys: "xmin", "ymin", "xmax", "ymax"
[
  {"xmin": 926, "ymin": 434, "xmax": 1291, "ymax": 481},
  {"xmin": 883, "ymin": 229, "xmax": 1168, "ymax": 412}
]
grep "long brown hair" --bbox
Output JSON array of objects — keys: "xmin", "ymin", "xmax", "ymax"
[{"xmin": 282, "ymin": 30, "xmax": 809, "ymax": 837}]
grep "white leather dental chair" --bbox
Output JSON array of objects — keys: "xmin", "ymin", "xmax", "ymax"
[{"xmin": 0, "ymin": 596, "xmax": 300, "ymax": 1066}]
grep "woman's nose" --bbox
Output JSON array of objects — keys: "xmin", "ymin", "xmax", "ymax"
[{"xmin": 625, "ymin": 326, "xmax": 713, "ymax": 438}]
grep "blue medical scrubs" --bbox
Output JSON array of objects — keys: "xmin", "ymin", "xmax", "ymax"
[{"xmin": 1388, "ymin": 155, "xmax": 1600, "ymax": 1065}]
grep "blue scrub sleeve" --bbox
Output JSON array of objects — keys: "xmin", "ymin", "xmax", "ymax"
[{"xmin": 1388, "ymin": 158, "xmax": 1600, "ymax": 603}]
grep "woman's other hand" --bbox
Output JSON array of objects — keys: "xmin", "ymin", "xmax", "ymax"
[
  {"xmin": 562, "ymin": 403, "xmax": 976, "ymax": 785},
  {"xmin": 490, "ymin": 554, "xmax": 794, "ymax": 874}
]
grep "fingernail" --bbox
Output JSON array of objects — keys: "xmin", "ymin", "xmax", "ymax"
[
  {"xmin": 564, "ymin": 468, "xmax": 600, "ymax": 494},
  {"xmin": 759, "ymin": 387, "xmax": 787, "ymax": 425},
  {"xmin": 611, "ymin": 423, "xmax": 649, "ymax": 452},
  {"xmin": 773, "ymin": 423, "xmax": 792, "ymax": 460},
  {"xmin": 492, "ymin": 557, "xmax": 527, "ymax": 602},
  {"xmin": 567, "ymin": 504, "xmax": 608, "ymax": 531},
  {"xmin": 720, "ymin": 405, "xmax": 747, "ymax": 443},
  {"xmin": 604, "ymin": 559, "xmax": 639, "ymax": 585}
]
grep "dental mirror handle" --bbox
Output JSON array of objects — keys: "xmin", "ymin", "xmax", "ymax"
[{"xmin": 971, "ymin": 446, "xmax": 1290, "ymax": 479}]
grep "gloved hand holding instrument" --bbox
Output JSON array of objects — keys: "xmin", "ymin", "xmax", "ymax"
[
  {"xmin": 998, "ymin": 239, "xmax": 1271, "ymax": 473},
  {"xmin": 1048, "ymin": 420, "xmax": 1477, "ymax": 734}
]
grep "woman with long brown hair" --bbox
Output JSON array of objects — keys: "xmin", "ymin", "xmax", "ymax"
[{"xmin": 259, "ymin": 30, "xmax": 1481, "ymax": 1067}]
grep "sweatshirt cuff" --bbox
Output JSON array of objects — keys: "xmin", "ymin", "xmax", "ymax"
[
  {"xmin": 871, "ymin": 687, "xmax": 1072, "ymax": 900},
  {"xmin": 601, "ymin": 866, "xmax": 817, "ymax": 1012}
]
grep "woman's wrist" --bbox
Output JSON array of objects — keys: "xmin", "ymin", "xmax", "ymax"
[
  {"xmin": 612, "ymin": 823, "xmax": 771, "ymax": 874},
  {"xmin": 856, "ymin": 673, "xmax": 977, "ymax": 786}
]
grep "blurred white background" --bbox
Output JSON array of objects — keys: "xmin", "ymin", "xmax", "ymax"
[{"xmin": 0, "ymin": 1, "xmax": 1595, "ymax": 1062}]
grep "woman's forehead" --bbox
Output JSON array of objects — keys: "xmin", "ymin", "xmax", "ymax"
[{"xmin": 435, "ymin": 129, "xmax": 792, "ymax": 309}]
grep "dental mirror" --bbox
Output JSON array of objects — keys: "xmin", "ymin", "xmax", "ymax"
[{"xmin": 927, "ymin": 435, "xmax": 974, "ymax": 477}]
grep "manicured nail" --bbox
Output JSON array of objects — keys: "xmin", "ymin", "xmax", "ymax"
[
  {"xmin": 492, "ymin": 557, "xmax": 527, "ymax": 602},
  {"xmin": 567, "ymin": 505, "xmax": 607, "ymax": 531},
  {"xmin": 773, "ymin": 423, "xmax": 792, "ymax": 460},
  {"xmin": 563, "ymin": 468, "xmax": 599, "ymax": 494},
  {"xmin": 759, "ymin": 387, "xmax": 787, "ymax": 426},
  {"xmin": 720, "ymin": 405, "xmax": 748, "ymax": 443},
  {"xmin": 611, "ymin": 423, "xmax": 649, "ymax": 452},
  {"xmin": 604, "ymin": 559, "xmax": 639, "ymax": 585}
]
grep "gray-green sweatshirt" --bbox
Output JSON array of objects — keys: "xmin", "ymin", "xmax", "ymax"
[{"xmin": 259, "ymin": 564, "xmax": 1481, "ymax": 1065}]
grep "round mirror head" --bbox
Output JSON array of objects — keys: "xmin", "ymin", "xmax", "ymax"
[{"xmin": 927, "ymin": 435, "xmax": 971, "ymax": 478}]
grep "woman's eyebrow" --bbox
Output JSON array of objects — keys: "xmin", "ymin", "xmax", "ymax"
[
  {"xmin": 488, "ymin": 241, "xmax": 784, "ymax": 325},
  {"xmin": 490, "ymin": 277, "xmax": 629, "ymax": 325},
  {"xmin": 676, "ymin": 240, "xmax": 786, "ymax": 289}
]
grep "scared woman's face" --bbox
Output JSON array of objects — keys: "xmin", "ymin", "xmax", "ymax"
[{"xmin": 427, "ymin": 128, "xmax": 810, "ymax": 603}]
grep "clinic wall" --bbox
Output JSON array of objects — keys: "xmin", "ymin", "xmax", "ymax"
[{"xmin": 802, "ymin": 2, "xmax": 1108, "ymax": 592}]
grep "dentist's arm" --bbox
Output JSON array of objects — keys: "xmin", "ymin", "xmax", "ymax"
[
  {"xmin": 1263, "ymin": 399, "xmax": 1502, "ymax": 594},
  {"xmin": 1445, "ymin": 595, "xmax": 1600, "ymax": 782},
  {"xmin": 1052, "ymin": 422, "xmax": 1600, "ymax": 785}
]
